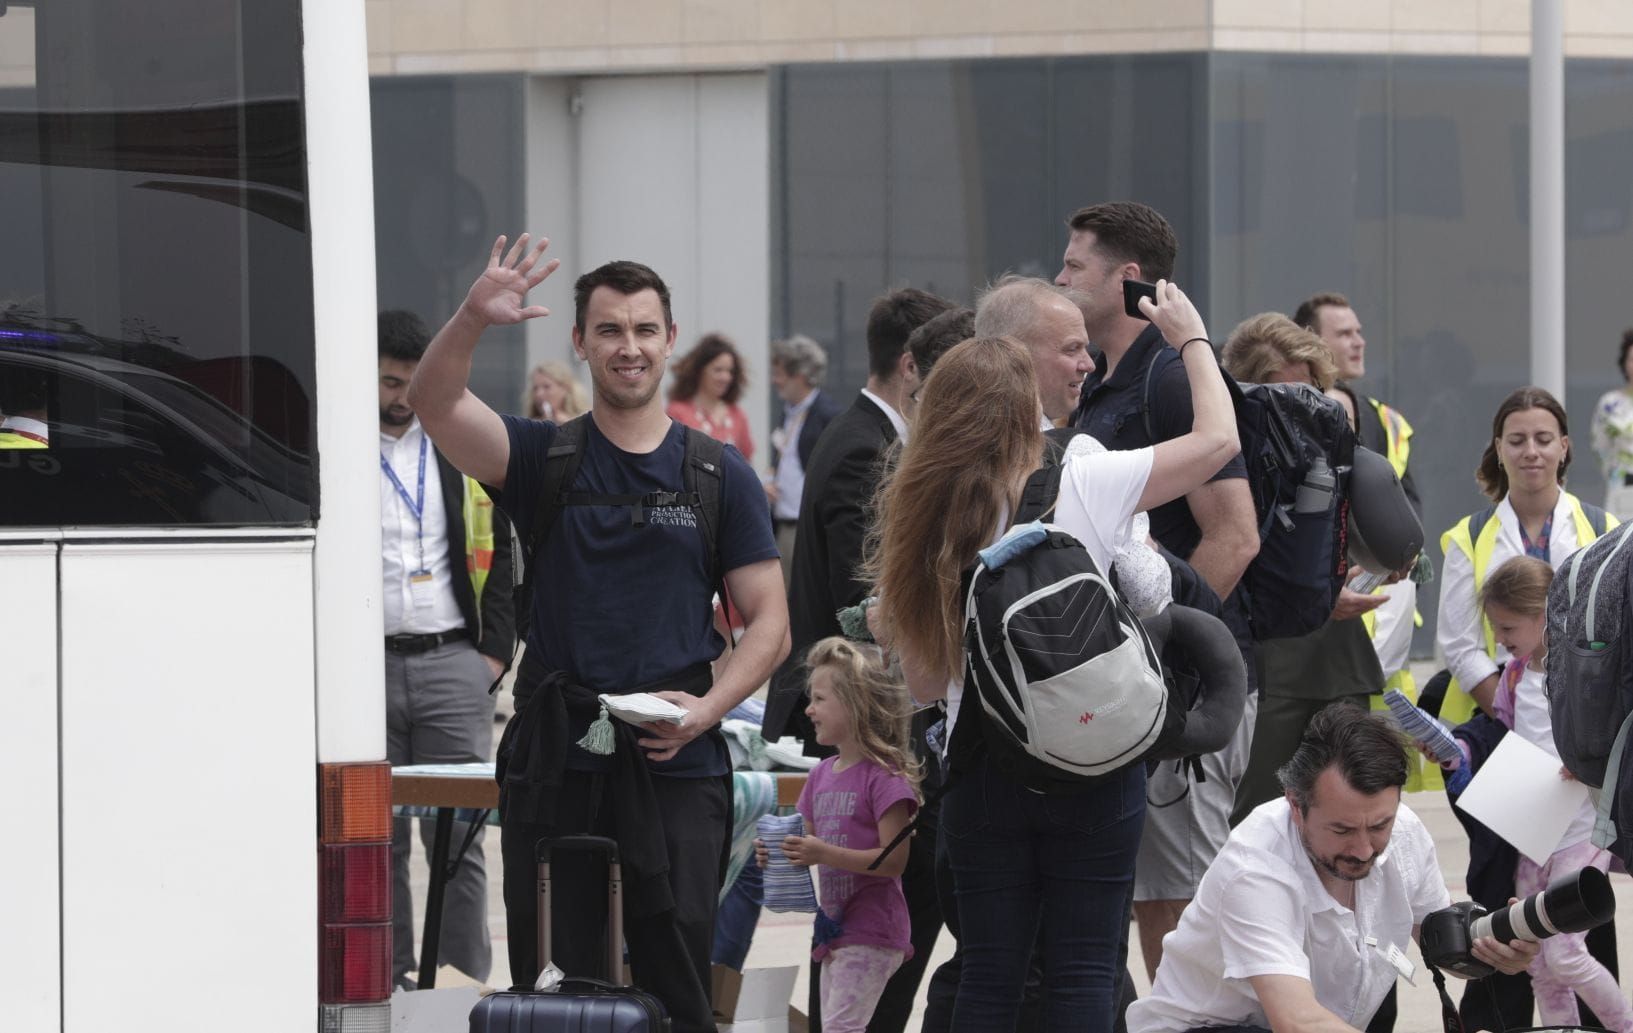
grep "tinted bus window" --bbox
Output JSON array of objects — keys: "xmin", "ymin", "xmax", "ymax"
[{"xmin": 0, "ymin": 1, "xmax": 315, "ymax": 525}]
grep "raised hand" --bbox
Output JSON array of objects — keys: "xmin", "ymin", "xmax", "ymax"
[
  {"xmin": 1138, "ymin": 279, "xmax": 1209, "ymax": 352},
  {"xmin": 462, "ymin": 233, "xmax": 561, "ymax": 328}
]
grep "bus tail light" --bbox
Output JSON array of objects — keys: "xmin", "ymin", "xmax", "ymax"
[
  {"xmin": 321, "ymin": 843, "xmax": 391, "ymax": 923},
  {"xmin": 318, "ymin": 760, "xmax": 392, "ymax": 1029}
]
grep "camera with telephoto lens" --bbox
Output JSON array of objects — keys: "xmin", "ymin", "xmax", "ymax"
[{"xmin": 1419, "ymin": 867, "xmax": 1616, "ymax": 978}]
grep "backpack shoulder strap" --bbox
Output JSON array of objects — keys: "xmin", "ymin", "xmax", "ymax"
[
  {"xmin": 1041, "ymin": 426, "xmax": 1086, "ymax": 466},
  {"xmin": 527, "ymin": 414, "xmax": 591, "ymax": 565},
  {"xmin": 1465, "ymin": 505, "xmax": 1498, "ymax": 550},
  {"xmin": 1582, "ymin": 500, "xmax": 1612, "ymax": 538},
  {"xmin": 495, "ymin": 414, "xmax": 590, "ymax": 692},
  {"xmin": 1140, "ymin": 344, "xmax": 1183, "ymax": 443},
  {"xmin": 1014, "ymin": 465, "xmax": 1064, "ymax": 525},
  {"xmin": 681, "ymin": 427, "xmax": 728, "ymax": 592},
  {"xmin": 1594, "ymin": 710, "xmax": 1633, "ymax": 849}
]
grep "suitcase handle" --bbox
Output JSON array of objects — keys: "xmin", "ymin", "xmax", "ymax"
[
  {"xmin": 536, "ymin": 833, "xmax": 620, "ymax": 865},
  {"xmin": 536, "ymin": 834, "xmax": 624, "ymax": 985}
]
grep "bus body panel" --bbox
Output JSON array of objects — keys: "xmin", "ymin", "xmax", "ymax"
[
  {"xmin": 305, "ymin": 0, "xmax": 388, "ymax": 767},
  {"xmin": 59, "ymin": 539, "xmax": 318, "ymax": 1031},
  {"xmin": 0, "ymin": 540, "xmax": 63, "ymax": 1030}
]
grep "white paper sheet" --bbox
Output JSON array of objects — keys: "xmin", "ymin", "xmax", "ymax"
[{"xmin": 1454, "ymin": 732, "xmax": 1591, "ymax": 866}]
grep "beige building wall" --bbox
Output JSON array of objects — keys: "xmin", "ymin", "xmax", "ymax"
[{"xmin": 366, "ymin": 0, "xmax": 1633, "ymax": 76}]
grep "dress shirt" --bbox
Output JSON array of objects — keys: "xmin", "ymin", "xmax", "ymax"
[
  {"xmin": 860, "ymin": 387, "xmax": 909, "ymax": 444},
  {"xmin": 1128, "ymin": 798, "xmax": 1449, "ymax": 1033},
  {"xmin": 772, "ymin": 388, "xmax": 820, "ymax": 520},
  {"xmin": 1437, "ymin": 492, "xmax": 1588, "ymax": 694},
  {"xmin": 381, "ymin": 420, "xmax": 463, "ymax": 635}
]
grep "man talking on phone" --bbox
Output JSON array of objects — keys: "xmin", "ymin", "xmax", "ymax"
[{"xmin": 1061, "ymin": 201, "xmax": 1260, "ymax": 982}]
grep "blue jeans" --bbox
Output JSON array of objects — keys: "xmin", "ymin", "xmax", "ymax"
[
  {"xmin": 711, "ymin": 854, "xmax": 763, "ymax": 970},
  {"xmin": 941, "ymin": 753, "xmax": 1146, "ymax": 1033}
]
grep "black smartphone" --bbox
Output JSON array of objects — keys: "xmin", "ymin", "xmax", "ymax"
[{"xmin": 1122, "ymin": 278, "xmax": 1157, "ymax": 320}]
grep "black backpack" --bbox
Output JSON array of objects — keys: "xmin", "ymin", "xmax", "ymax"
[
  {"xmin": 491, "ymin": 414, "xmax": 728, "ymax": 688},
  {"xmin": 1141, "ymin": 348, "xmax": 1356, "ymax": 641}
]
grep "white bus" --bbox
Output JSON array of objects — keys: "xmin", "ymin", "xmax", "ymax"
[{"xmin": 1, "ymin": 2, "xmax": 389, "ymax": 1030}]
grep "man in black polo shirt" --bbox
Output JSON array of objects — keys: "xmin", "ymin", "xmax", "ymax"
[{"xmin": 1060, "ymin": 201, "xmax": 1260, "ymax": 980}]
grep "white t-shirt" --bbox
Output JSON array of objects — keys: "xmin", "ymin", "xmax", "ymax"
[
  {"xmin": 1510, "ymin": 661, "xmax": 1596, "ymax": 850},
  {"xmin": 945, "ymin": 445, "xmax": 1154, "ymax": 738},
  {"xmin": 1127, "ymin": 797, "xmax": 1450, "ymax": 1033}
]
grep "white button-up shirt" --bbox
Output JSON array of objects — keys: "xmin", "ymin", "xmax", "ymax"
[
  {"xmin": 380, "ymin": 420, "xmax": 463, "ymax": 635},
  {"xmin": 1437, "ymin": 492, "xmax": 1589, "ymax": 693},
  {"xmin": 771, "ymin": 388, "xmax": 820, "ymax": 520},
  {"xmin": 1128, "ymin": 797, "xmax": 1450, "ymax": 1033},
  {"xmin": 861, "ymin": 387, "xmax": 908, "ymax": 444}
]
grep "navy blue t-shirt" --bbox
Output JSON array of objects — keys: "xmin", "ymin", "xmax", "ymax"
[
  {"xmin": 1073, "ymin": 324, "xmax": 1256, "ymax": 667},
  {"xmin": 494, "ymin": 414, "xmax": 779, "ymax": 775},
  {"xmin": 1073, "ymin": 324, "xmax": 1247, "ymax": 558}
]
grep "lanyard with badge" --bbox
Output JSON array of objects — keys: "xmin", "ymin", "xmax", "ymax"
[{"xmin": 381, "ymin": 435, "xmax": 435, "ymax": 607}]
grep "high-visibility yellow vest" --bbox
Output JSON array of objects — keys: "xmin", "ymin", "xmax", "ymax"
[
  {"xmin": 1367, "ymin": 398, "xmax": 1413, "ymax": 480},
  {"xmin": 1358, "ymin": 401, "xmax": 1440, "ymax": 788},
  {"xmin": 1438, "ymin": 492, "xmax": 1615, "ymax": 725},
  {"xmin": 463, "ymin": 476, "xmax": 496, "ymax": 601},
  {"xmin": 0, "ymin": 432, "xmax": 47, "ymax": 449}
]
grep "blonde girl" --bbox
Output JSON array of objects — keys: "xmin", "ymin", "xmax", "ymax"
[
  {"xmin": 1474, "ymin": 556, "xmax": 1632, "ymax": 1031},
  {"xmin": 756, "ymin": 637, "xmax": 920, "ymax": 1033}
]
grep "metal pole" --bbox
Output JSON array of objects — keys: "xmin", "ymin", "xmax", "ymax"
[{"xmin": 1531, "ymin": 0, "xmax": 1565, "ymax": 396}]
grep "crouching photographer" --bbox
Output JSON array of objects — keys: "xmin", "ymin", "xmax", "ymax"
[{"xmin": 1128, "ymin": 704, "xmax": 1538, "ymax": 1033}]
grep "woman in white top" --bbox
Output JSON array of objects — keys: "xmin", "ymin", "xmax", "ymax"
[
  {"xmin": 1436, "ymin": 387, "xmax": 1616, "ymax": 726},
  {"xmin": 869, "ymin": 281, "xmax": 1238, "ymax": 1033}
]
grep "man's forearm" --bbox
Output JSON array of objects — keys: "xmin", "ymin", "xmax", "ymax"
[
  {"xmin": 1188, "ymin": 534, "xmax": 1254, "ymax": 599},
  {"xmin": 408, "ymin": 305, "xmax": 486, "ymax": 424},
  {"xmin": 705, "ymin": 616, "xmax": 790, "ymax": 720}
]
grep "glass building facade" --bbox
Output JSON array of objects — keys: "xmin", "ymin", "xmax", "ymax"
[{"xmin": 771, "ymin": 53, "xmax": 1633, "ymax": 649}]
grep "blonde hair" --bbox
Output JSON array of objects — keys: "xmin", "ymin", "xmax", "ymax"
[
  {"xmin": 526, "ymin": 360, "xmax": 590, "ymax": 419},
  {"xmin": 1221, "ymin": 312, "xmax": 1338, "ymax": 391},
  {"xmin": 1480, "ymin": 555, "xmax": 1554, "ymax": 619},
  {"xmin": 805, "ymin": 637, "xmax": 921, "ymax": 794},
  {"xmin": 866, "ymin": 336, "xmax": 1043, "ymax": 684}
]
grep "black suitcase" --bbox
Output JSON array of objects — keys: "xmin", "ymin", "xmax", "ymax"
[{"xmin": 469, "ymin": 835, "xmax": 669, "ymax": 1032}]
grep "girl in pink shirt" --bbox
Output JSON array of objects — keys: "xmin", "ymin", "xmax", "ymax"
[{"xmin": 757, "ymin": 637, "xmax": 919, "ymax": 1033}]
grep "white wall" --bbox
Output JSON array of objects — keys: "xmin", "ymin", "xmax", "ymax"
[{"xmin": 527, "ymin": 72, "xmax": 772, "ymax": 468}]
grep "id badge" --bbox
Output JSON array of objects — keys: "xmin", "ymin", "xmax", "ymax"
[
  {"xmin": 1366, "ymin": 936, "xmax": 1416, "ymax": 985},
  {"xmin": 409, "ymin": 569, "xmax": 435, "ymax": 608}
]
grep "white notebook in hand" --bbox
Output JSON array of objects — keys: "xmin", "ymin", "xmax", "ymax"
[{"xmin": 597, "ymin": 692, "xmax": 689, "ymax": 726}]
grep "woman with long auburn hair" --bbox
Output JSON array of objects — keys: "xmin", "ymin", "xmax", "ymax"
[{"xmin": 869, "ymin": 281, "xmax": 1238, "ymax": 1032}]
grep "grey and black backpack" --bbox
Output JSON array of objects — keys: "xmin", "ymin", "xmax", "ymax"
[
  {"xmin": 949, "ymin": 459, "xmax": 1168, "ymax": 788},
  {"xmin": 1547, "ymin": 519, "xmax": 1633, "ymax": 865}
]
